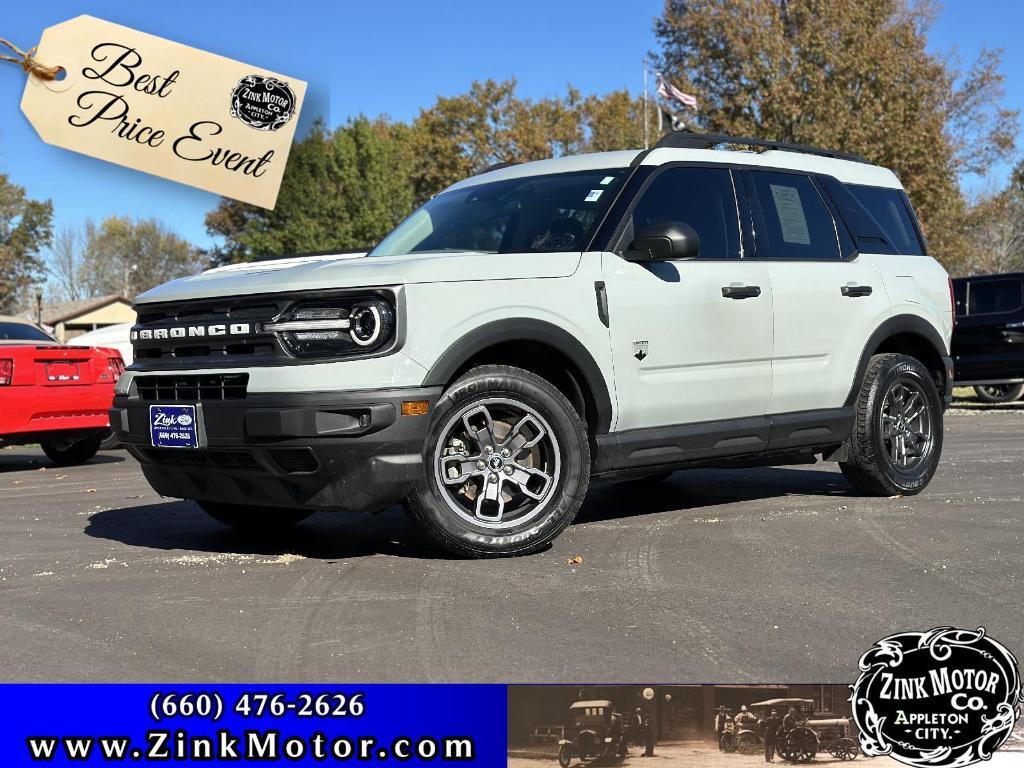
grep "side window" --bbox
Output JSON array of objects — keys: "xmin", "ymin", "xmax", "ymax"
[
  {"xmin": 625, "ymin": 167, "xmax": 741, "ymax": 258},
  {"xmin": 749, "ymin": 171, "xmax": 840, "ymax": 259},
  {"xmin": 847, "ymin": 185, "xmax": 926, "ymax": 255},
  {"xmin": 967, "ymin": 278, "xmax": 1024, "ymax": 316}
]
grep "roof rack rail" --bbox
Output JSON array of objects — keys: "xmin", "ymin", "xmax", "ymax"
[
  {"xmin": 475, "ymin": 161, "xmax": 520, "ymax": 176},
  {"xmin": 653, "ymin": 131, "xmax": 868, "ymax": 164}
]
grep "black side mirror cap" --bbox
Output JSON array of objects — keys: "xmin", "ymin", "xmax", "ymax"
[{"xmin": 623, "ymin": 221, "xmax": 700, "ymax": 262}]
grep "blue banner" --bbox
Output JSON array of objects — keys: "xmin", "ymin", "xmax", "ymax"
[{"xmin": 0, "ymin": 685, "xmax": 506, "ymax": 765}]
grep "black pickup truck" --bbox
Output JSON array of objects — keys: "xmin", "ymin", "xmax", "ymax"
[{"xmin": 951, "ymin": 272, "xmax": 1024, "ymax": 402}]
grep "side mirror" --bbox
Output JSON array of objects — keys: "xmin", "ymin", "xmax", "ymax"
[{"xmin": 624, "ymin": 221, "xmax": 700, "ymax": 261}]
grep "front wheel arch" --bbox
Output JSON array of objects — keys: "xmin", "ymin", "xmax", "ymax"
[{"xmin": 423, "ymin": 319, "xmax": 614, "ymax": 435}]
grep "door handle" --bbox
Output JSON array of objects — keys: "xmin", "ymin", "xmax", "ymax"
[
  {"xmin": 841, "ymin": 285, "xmax": 873, "ymax": 297},
  {"xmin": 721, "ymin": 285, "xmax": 762, "ymax": 299}
]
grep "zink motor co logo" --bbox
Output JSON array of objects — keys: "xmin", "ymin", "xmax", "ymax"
[
  {"xmin": 851, "ymin": 627, "xmax": 1023, "ymax": 767},
  {"xmin": 229, "ymin": 75, "xmax": 297, "ymax": 131}
]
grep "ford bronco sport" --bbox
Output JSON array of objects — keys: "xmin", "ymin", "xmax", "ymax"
[{"xmin": 112, "ymin": 132, "xmax": 955, "ymax": 557}]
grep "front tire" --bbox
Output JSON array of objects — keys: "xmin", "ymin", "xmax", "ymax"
[
  {"xmin": 973, "ymin": 383, "xmax": 1024, "ymax": 403},
  {"xmin": 405, "ymin": 365, "xmax": 590, "ymax": 558},
  {"xmin": 840, "ymin": 353, "xmax": 943, "ymax": 496},
  {"xmin": 41, "ymin": 433, "xmax": 102, "ymax": 466},
  {"xmin": 197, "ymin": 501, "xmax": 313, "ymax": 529}
]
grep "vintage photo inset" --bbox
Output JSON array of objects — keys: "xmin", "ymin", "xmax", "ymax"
[{"xmin": 507, "ymin": 684, "xmax": 1024, "ymax": 767}]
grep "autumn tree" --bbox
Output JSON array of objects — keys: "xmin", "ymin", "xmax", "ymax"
[
  {"xmin": 0, "ymin": 173, "xmax": 52, "ymax": 313},
  {"xmin": 654, "ymin": 0, "xmax": 1018, "ymax": 272},
  {"xmin": 80, "ymin": 216, "xmax": 200, "ymax": 297},
  {"xmin": 409, "ymin": 79, "xmax": 585, "ymax": 202}
]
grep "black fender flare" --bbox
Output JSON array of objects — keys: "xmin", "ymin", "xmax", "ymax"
[
  {"xmin": 422, "ymin": 318, "xmax": 614, "ymax": 434},
  {"xmin": 845, "ymin": 313, "xmax": 952, "ymax": 406}
]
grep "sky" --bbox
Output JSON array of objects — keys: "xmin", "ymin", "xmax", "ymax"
[{"xmin": 0, "ymin": 0, "xmax": 1022, "ymax": 256}]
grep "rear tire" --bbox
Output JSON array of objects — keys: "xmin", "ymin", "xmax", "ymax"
[
  {"xmin": 840, "ymin": 353, "xmax": 943, "ymax": 496},
  {"xmin": 197, "ymin": 501, "xmax": 313, "ymax": 529},
  {"xmin": 973, "ymin": 383, "xmax": 1024, "ymax": 403},
  {"xmin": 41, "ymin": 433, "xmax": 102, "ymax": 466},
  {"xmin": 405, "ymin": 364, "xmax": 590, "ymax": 558}
]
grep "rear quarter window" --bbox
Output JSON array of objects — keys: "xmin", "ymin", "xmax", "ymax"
[
  {"xmin": 847, "ymin": 185, "xmax": 925, "ymax": 255},
  {"xmin": 966, "ymin": 277, "xmax": 1024, "ymax": 316}
]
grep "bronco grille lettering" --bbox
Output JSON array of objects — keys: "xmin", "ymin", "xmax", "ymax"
[{"xmin": 131, "ymin": 323, "xmax": 253, "ymax": 342}]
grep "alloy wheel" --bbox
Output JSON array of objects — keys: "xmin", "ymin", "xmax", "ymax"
[
  {"xmin": 879, "ymin": 380, "xmax": 934, "ymax": 471},
  {"xmin": 433, "ymin": 398, "xmax": 561, "ymax": 530}
]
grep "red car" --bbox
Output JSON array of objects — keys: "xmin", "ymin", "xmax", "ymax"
[{"xmin": 0, "ymin": 315, "xmax": 124, "ymax": 465}]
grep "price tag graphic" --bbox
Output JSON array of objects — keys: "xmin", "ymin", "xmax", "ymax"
[{"xmin": 18, "ymin": 15, "xmax": 306, "ymax": 209}]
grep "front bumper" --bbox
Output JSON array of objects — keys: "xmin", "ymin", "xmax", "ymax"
[{"xmin": 111, "ymin": 386, "xmax": 441, "ymax": 512}]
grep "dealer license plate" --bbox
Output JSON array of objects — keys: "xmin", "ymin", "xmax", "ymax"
[{"xmin": 149, "ymin": 404, "xmax": 200, "ymax": 449}]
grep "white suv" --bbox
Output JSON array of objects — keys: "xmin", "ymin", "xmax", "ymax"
[{"xmin": 112, "ymin": 132, "xmax": 955, "ymax": 557}]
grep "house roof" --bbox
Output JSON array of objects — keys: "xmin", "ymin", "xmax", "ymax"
[{"xmin": 42, "ymin": 295, "xmax": 131, "ymax": 325}]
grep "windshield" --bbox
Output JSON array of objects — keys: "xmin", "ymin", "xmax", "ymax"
[
  {"xmin": 0, "ymin": 321, "xmax": 53, "ymax": 342},
  {"xmin": 371, "ymin": 169, "xmax": 628, "ymax": 257}
]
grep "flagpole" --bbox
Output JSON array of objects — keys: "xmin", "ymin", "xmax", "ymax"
[{"xmin": 643, "ymin": 66, "xmax": 649, "ymax": 149}]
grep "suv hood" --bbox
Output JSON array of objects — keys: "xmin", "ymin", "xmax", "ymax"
[{"xmin": 136, "ymin": 250, "xmax": 583, "ymax": 305}]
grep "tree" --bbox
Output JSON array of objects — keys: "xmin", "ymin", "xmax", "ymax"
[
  {"xmin": 80, "ymin": 216, "xmax": 200, "ymax": 298},
  {"xmin": 0, "ymin": 173, "xmax": 52, "ymax": 313},
  {"xmin": 47, "ymin": 225, "xmax": 87, "ymax": 303},
  {"xmin": 409, "ymin": 79, "xmax": 585, "ymax": 202},
  {"xmin": 654, "ymin": 0, "xmax": 1019, "ymax": 273},
  {"xmin": 205, "ymin": 117, "xmax": 418, "ymax": 264},
  {"xmin": 962, "ymin": 162, "xmax": 1024, "ymax": 276},
  {"xmin": 963, "ymin": 191, "xmax": 1024, "ymax": 275},
  {"xmin": 583, "ymin": 90, "xmax": 646, "ymax": 153}
]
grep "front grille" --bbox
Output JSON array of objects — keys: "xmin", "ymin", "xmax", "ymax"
[
  {"xmin": 133, "ymin": 299, "xmax": 286, "ymax": 363},
  {"xmin": 135, "ymin": 374, "xmax": 249, "ymax": 401},
  {"xmin": 142, "ymin": 448, "xmax": 262, "ymax": 470}
]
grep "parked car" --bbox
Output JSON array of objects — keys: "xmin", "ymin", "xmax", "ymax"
[
  {"xmin": 951, "ymin": 273, "xmax": 1024, "ymax": 402},
  {"xmin": 557, "ymin": 700, "xmax": 627, "ymax": 767},
  {"xmin": 112, "ymin": 131, "xmax": 954, "ymax": 557},
  {"xmin": 0, "ymin": 315, "xmax": 124, "ymax": 464},
  {"xmin": 74, "ymin": 322, "xmax": 134, "ymax": 365}
]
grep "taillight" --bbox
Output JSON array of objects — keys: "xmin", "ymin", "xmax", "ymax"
[
  {"xmin": 108, "ymin": 356, "xmax": 125, "ymax": 380},
  {"xmin": 948, "ymin": 277, "xmax": 957, "ymax": 329},
  {"xmin": 0, "ymin": 359, "xmax": 12, "ymax": 385}
]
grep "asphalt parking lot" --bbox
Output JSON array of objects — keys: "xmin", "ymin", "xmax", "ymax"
[{"xmin": 1, "ymin": 404, "xmax": 1021, "ymax": 682}]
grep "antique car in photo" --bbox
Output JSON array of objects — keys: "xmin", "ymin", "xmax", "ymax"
[
  {"xmin": 557, "ymin": 700, "xmax": 628, "ymax": 767},
  {"xmin": 721, "ymin": 698, "xmax": 859, "ymax": 762}
]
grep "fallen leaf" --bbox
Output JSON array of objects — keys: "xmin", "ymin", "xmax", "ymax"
[{"xmin": 566, "ymin": 555, "xmax": 583, "ymax": 565}]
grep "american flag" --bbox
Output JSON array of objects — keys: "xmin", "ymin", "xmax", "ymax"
[{"xmin": 656, "ymin": 73, "xmax": 697, "ymax": 108}]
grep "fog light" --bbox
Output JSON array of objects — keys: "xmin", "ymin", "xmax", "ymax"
[{"xmin": 401, "ymin": 400, "xmax": 429, "ymax": 416}]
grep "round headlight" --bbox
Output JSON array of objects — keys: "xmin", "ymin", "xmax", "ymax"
[{"xmin": 350, "ymin": 303, "xmax": 393, "ymax": 347}]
